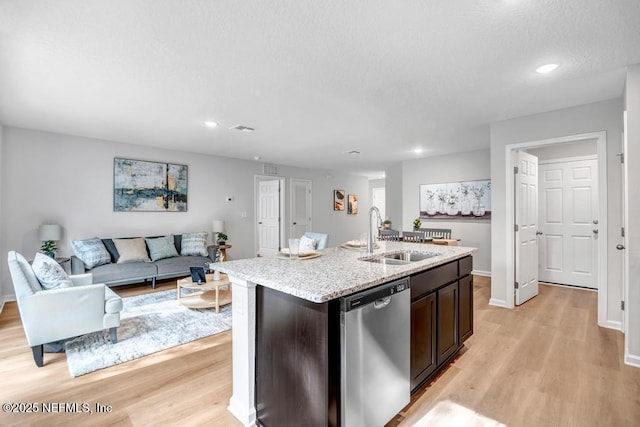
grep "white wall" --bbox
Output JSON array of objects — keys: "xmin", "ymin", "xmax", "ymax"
[
  {"xmin": 490, "ymin": 99, "xmax": 624, "ymax": 324},
  {"xmin": 0, "ymin": 127, "xmax": 369, "ymax": 297},
  {"xmin": 385, "ymin": 162, "xmax": 403, "ymax": 227},
  {"xmin": 625, "ymin": 64, "xmax": 640, "ymax": 364},
  {"xmin": 401, "ymin": 150, "xmax": 491, "ymax": 274},
  {"xmin": 0, "ymin": 123, "xmax": 3, "ymax": 309},
  {"xmin": 526, "ymin": 139, "xmax": 597, "ymax": 160}
]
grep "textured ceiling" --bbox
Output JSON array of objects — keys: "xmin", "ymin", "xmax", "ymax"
[{"xmin": 1, "ymin": 1, "xmax": 639, "ymax": 178}]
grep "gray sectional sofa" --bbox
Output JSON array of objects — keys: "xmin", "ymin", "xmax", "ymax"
[{"xmin": 70, "ymin": 235, "xmax": 216, "ymax": 288}]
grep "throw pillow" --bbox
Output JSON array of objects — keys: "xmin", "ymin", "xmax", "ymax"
[
  {"xmin": 299, "ymin": 235, "xmax": 318, "ymax": 251},
  {"xmin": 113, "ymin": 237, "xmax": 150, "ymax": 263},
  {"xmin": 71, "ymin": 237, "xmax": 111, "ymax": 269},
  {"xmin": 145, "ymin": 235, "xmax": 179, "ymax": 261},
  {"xmin": 181, "ymin": 232, "xmax": 208, "ymax": 257},
  {"xmin": 32, "ymin": 252, "xmax": 73, "ymax": 290}
]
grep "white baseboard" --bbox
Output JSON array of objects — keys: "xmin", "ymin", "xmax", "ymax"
[
  {"xmin": 472, "ymin": 270, "xmax": 491, "ymax": 277},
  {"xmin": 0, "ymin": 294, "xmax": 15, "ymax": 315},
  {"xmin": 489, "ymin": 298, "xmax": 510, "ymax": 308},
  {"xmin": 599, "ymin": 320, "xmax": 622, "ymax": 332},
  {"xmin": 625, "ymin": 352, "xmax": 640, "ymax": 368},
  {"xmin": 227, "ymin": 397, "xmax": 256, "ymax": 427}
]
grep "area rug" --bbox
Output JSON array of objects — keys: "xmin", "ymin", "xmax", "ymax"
[{"xmin": 64, "ymin": 289, "xmax": 232, "ymax": 377}]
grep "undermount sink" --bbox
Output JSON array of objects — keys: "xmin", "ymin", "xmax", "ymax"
[{"xmin": 360, "ymin": 251, "xmax": 438, "ymax": 265}]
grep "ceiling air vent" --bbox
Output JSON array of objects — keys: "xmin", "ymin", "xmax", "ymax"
[
  {"xmin": 230, "ymin": 124, "xmax": 255, "ymax": 132},
  {"xmin": 262, "ymin": 164, "xmax": 278, "ymax": 176}
]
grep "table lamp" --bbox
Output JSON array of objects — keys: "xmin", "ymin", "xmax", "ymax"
[
  {"xmin": 39, "ymin": 224, "xmax": 62, "ymax": 258},
  {"xmin": 212, "ymin": 219, "xmax": 226, "ymax": 242}
]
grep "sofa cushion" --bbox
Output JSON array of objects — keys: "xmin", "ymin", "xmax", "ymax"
[
  {"xmin": 155, "ymin": 255, "xmax": 212, "ymax": 278},
  {"xmin": 299, "ymin": 235, "xmax": 318, "ymax": 251},
  {"xmin": 32, "ymin": 252, "xmax": 73, "ymax": 290},
  {"xmin": 71, "ymin": 238, "xmax": 111, "ymax": 269},
  {"xmin": 145, "ymin": 235, "xmax": 180, "ymax": 261},
  {"xmin": 89, "ymin": 262, "xmax": 157, "ymax": 285},
  {"xmin": 113, "ymin": 237, "xmax": 150, "ymax": 263},
  {"xmin": 181, "ymin": 232, "xmax": 208, "ymax": 257}
]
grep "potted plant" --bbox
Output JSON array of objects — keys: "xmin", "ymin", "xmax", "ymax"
[
  {"xmin": 216, "ymin": 232, "xmax": 228, "ymax": 245},
  {"xmin": 40, "ymin": 240, "xmax": 57, "ymax": 258},
  {"xmin": 382, "ymin": 219, "xmax": 392, "ymax": 230},
  {"xmin": 413, "ymin": 217, "xmax": 422, "ymax": 231}
]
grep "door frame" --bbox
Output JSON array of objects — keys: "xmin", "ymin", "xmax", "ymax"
[
  {"xmin": 254, "ymin": 175, "xmax": 286, "ymax": 257},
  {"xmin": 504, "ymin": 131, "xmax": 610, "ymax": 328}
]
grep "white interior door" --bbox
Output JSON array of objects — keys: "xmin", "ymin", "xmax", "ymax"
[
  {"xmin": 372, "ymin": 187, "xmax": 386, "ymax": 222},
  {"xmin": 290, "ymin": 179, "xmax": 312, "ymax": 238},
  {"xmin": 258, "ymin": 179, "xmax": 281, "ymax": 257},
  {"xmin": 515, "ymin": 151, "xmax": 539, "ymax": 305},
  {"xmin": 538, "ymin": 158, "xmax": 598, "ymax": 288}
]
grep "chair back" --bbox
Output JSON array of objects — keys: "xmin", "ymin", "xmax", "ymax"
[
  {"xmin": 7, "ymin": 251, "xmax": 42, "ymax": 298},
  {"xmin": 379, "ymin": 229, "xmax": 400, "ymax": 241},
  {"xmin": 303, "ymin": 232, "xmax": 329, "ymax": 250},
  {"xmin": 402, "ymin": 231, "xmax": 426, "ymax": 242},
  {"xmin": 420, "ymin": 228, "xmax": 452, "ymax": 239}
]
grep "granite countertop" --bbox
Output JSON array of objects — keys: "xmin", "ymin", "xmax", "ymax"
[{"xmin": 215, "ymin": 241, "xmax": 477, "ymax": 303}]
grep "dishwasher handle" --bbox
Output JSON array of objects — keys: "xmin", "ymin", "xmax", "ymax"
[{"xmin": 373, "ymin": 297, "xmax": 392, "ymax": 310}]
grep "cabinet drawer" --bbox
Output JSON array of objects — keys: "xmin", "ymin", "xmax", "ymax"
[
  {"xmin": 411, "ymin": 261, "xmax": 458, "ymax": 299},
  {"xmin": 459, "ymin": 256, "xmax": 473, "ymax": 277}
]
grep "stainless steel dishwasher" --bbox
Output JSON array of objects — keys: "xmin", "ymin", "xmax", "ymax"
[{"xmin": 340, "ymin": 278, "xmax": 410, "ymax": 427}]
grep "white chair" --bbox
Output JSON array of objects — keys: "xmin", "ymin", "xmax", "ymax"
[
  {"xmin": 7, "ymin": 251, "xmax": 123, "ymax": 367},
  {"xmin": 303, "ymin": 232, "xmax": 329, "ymax": 250}
]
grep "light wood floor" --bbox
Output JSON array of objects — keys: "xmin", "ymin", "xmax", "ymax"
[{"xmin": 1, "ymin": 278, "xmax": 639, "ymax": 426}]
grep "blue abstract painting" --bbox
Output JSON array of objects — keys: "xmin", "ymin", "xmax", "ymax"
[{"xmin": 114, "ymin": 158, "xmax": 188, "ymax": 212}]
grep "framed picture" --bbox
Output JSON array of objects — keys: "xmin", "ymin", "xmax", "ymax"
[
  {"xmin": 419, "ymin": 179, "xmax": 491, "ymax": 219},
  {"xmin": 334, "ymin": 189, "xmax": 345, "ymax": 211},
  {"xmin": 347, "ymin": 194, "xmax": 358, "ymax": 215},
  {"xmin": 114, "ymin": 158, "xmax": 188, "ymax": 212}
]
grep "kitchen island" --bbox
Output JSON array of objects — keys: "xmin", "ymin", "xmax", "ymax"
[{"xmin": 216, "ymin": 241, "xmax": 477, "ymax": 426}]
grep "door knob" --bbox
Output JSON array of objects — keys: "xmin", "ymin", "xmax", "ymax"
[
  {"xmin": 616, "ymin": 244, "xmax": 625, "ymax": 250},
  {"xmin": 593, "ymin": 219, "xmax": 599, "ymax": 225},
  {"xmin": 293, "ymin": 222, "xmax": 297, "ymax": 225},
  {"xmin": 258, "ymin": 221, "xmax": 263, "ymax": 224},
  {"xmin": 593, "ymin": 229, "xmax": 599, "ymax": 234},
  {"xmin": 536, "ymin": 231, "xmax": 543, "ymax": 236}
]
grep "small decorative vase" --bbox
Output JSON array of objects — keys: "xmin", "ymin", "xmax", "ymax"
[
  {"xmin": 426, "ymin": 200, "xmax": 436, "ymax": 216},
  {"xmin": 447, "ymin": 205, "xmax": 458, "ymax": 216},
  {"xmin": 473, "ymin": 200, "xmax": 485, "ymax": 217},
  {"xmin": 438, "ymin": 201, "xmax": 445, "ymax": 214},
  {"xmin": 460, "ymin": 199, "xmax": 471, "ymax": 215},
  {"xmin": 46, "ymin": 252, "xmax": 55, "ymax": 259}
]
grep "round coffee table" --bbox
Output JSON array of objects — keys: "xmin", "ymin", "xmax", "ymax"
[{"xmin": 177, "ymin": 273, "xmax": 232, "ymax": 313}]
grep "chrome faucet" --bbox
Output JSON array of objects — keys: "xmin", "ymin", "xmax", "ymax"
[{"xmin": 367, "ymin": 206, "xmax": 381, "ymax": 254}]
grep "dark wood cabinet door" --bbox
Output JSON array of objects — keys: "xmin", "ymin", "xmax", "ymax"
[
  {"xmin": 437, "ymin": 281, "xmax": 459, "ymax": 364},
  {"xmin": 459, "ymin": 275, "xmax": 473, "ymax": 343},
  {"xmin": 410, "ymin": 293, "xmax": 437, "ymax": 391}
]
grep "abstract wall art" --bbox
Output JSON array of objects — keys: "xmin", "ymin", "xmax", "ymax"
[{"xmin": 114, "ymin": 158, "xmax": 188, "ymax": 212}]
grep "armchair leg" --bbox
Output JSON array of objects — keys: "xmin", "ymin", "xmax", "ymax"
[
  {"xmin": 152, "ymin": 277, "xmax": 156, "ymax": 289},
  {"xmin": 109, "ymin": 327, "xmax": 118, "ymax": 344},
  {"xmin": 31, "ymin": 345, "xmax": 44, "ymax": 367}
]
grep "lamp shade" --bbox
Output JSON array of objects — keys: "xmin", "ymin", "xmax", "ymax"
[
  {"xmin": 39, "ymin": 224, "xmax": 62, "ymax": 241},
  {"xmin": 212, "ymin": 220, "xmax": 225, "ymax": 233}
]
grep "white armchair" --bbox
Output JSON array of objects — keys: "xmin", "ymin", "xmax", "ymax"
[{"xmin": 7, "ymin": 251, "xmax": 122, "ymax": 367}]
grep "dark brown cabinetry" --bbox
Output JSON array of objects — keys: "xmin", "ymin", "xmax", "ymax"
[
  {"xmin": 410, "ymin": 256, "xmax": 473, "ymax": 392},
  {"xmin": 410, "ymin": 293, "xmax": 437, "ymax": 384}
]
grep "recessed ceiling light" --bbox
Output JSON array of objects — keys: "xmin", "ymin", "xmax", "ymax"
[
  {"xmin": 204, "ymin": 121, "xmax": 218, "ymax": 128},
  {"xmin": 413, "ymin": 148, "xmax": 424, "ymax": 154},
  {"xmin": 536, "ymin": 63, "xmax": 559, "ymax": 74},
  {"xmin": 254, "ymin": 156, "xmax": 261, "ymax": 160}
]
